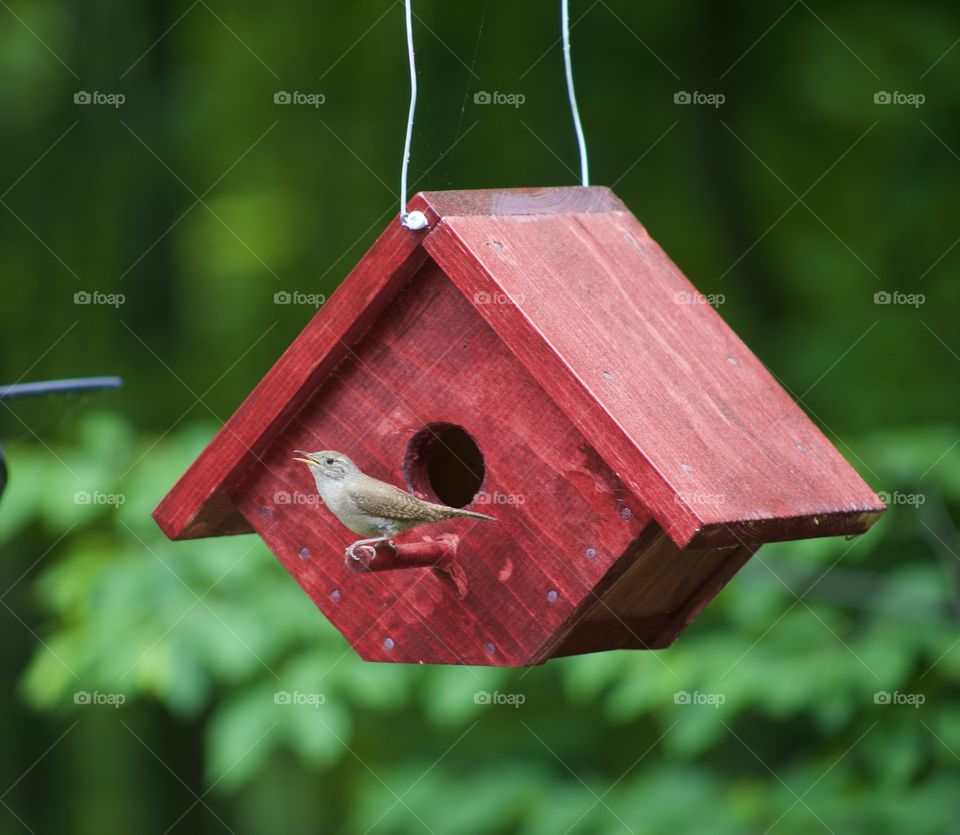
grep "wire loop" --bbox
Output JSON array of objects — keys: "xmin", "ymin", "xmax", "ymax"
[{"xmin": 399, "ymin": 0, "xmax": 591, "ymax": 230}]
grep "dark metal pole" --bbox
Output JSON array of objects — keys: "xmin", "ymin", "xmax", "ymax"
[
  {"xmin": 0, "ymin": 376, "xmax": 123, "ymax": 505},
  {"xmin": 0, "ymin": 377, "xmax": 123, "ymax": 401}
]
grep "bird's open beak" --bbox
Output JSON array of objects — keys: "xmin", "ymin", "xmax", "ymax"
[{"xmin": 292, "ymin": 449, "xmax": 318, "ymax": 466}]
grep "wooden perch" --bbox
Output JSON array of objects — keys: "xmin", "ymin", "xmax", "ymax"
[{"xmin": 345, "ymin": 534, "xmax": 467, "ymax": 599}]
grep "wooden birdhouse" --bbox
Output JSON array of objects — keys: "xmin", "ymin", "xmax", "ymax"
[{"xmin": 154, "ymin": 187, "xmax": 885, "ymax": 666}]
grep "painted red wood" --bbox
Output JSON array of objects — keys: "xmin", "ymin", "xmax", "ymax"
[
  {"xmin": 344, "ymin": 536, "xmax": 468, "ymax": 601},
  {"xmin": 344, "ymin": 536, "xmax": 459, "ymax": 572},
  {"xmin": 548, "ymin": 532, "xmax": 755, "ymax": 656},
  {"xmin": 336, "ymin": 533, "xmax": 470, "ymax": 600},
  {"xmin": 421, "ymin": 189, "xmax": 885, "ymax": 547},
  {"xmin": 416, "ymin": 186, "xmax": 623, "ymax": 219},
  {"xmin": 153, "ymin": 186, "xmax": 887, "ymax": 665},
  {"xmin": 229, "ymin": 260, "xmax": 653, "ymax": 665},
  {"xmin": 155, "ymin": 186, "xmax": 884, "ymax": 549}
]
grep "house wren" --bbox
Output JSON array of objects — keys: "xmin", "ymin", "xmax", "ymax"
[{"xmin": 292, "ymin": 450, "xmax": 494, "ymax": 561}]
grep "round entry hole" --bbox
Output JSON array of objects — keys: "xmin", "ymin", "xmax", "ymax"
[{"xmin": 404, "ymin": 423, "xmax": 484, "ymax": 508}]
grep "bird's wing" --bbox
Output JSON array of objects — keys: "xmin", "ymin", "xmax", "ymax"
[{"xmin": 347, "ymin": 481, "xmax": 433, "ymax": 522}]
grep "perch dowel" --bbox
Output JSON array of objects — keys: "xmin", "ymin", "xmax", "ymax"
[{"xmin": 345, "ymin": 534, "xmax": 459, "ymax": 573}]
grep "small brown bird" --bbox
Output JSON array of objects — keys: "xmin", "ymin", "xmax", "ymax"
[{"xmin": 292, "ymin": 450, "xmax": 495, "ymax": 560}]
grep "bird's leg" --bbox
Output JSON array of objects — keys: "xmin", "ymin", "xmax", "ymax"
[{"xmin": 345, "ymin": 536, "xmax": 390, "ymax": 563}]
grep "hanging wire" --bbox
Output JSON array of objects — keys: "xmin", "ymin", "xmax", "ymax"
[
  {"xmin": 562, "ymin": 0, "xmax": 589, "ymax": 187},
  {"xmin": 399, "ymin": 0, "xmax": 428, "ymax": 230},
  {"xmin": 399, "ymin": 0, "xmax": 591, "ymax": 230}
]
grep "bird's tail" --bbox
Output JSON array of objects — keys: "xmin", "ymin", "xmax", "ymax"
[{"xmin": 449, "ymin": 508, "xmax": 496, "ymax": 522}]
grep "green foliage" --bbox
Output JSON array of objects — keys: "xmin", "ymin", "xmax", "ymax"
[
  {"xmin": 3, "ymin": 412, "xmax": 958, "ymax": 833},
  {"xmin": 2, "ymin": 0, "xmax": 960, "ymax": 831}
]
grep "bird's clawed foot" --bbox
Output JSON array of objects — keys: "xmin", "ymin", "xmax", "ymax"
[
  {"xmin": 344, "ymin": 537, "xmax": 390, "ymax": 567},
  {"xmin": 346, "ymin": 543, "xmax": 377, "ymax": 563}
]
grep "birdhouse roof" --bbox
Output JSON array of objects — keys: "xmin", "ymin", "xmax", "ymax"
[{"xmin": 154, "ymin": 187, "xmax": 884, "ymax": 549}]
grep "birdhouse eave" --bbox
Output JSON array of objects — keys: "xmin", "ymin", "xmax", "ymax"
[{"xmin": 154, "ymin": 186, "xmax": 885, "ymax": 550}]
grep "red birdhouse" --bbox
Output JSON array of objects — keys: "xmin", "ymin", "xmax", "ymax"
[{"xmin": 154, "ymin": 187, "xmax": 885, "ymax": 666}]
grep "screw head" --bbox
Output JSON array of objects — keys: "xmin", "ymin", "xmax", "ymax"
[{"xmin": 402, "ymin": 210, "xmax": 428, "ymax": 231}]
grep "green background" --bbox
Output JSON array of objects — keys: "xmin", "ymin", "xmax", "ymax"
[{"xmin": 2, "ymin": 1, "xmax": 959, "ymax": 833}]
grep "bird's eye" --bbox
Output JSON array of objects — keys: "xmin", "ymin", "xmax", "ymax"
[{"xmin": 325, "ymin": 458, "xmax": 335, "ymax": 465}]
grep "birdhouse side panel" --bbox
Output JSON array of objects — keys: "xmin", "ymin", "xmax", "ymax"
[
  {"xmin": 546, "ymin": 531, "xmax": 755, "ymax": 658},
  {"xmin": 229, "ymin": 259, "xmax": 652, "ymax": 666}
]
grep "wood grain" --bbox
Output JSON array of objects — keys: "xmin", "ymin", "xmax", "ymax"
[
  {"xmin": 547, "ymin": 529, "xmax": 754, "ymax": 658},
  {"xmin": 229, "ymin": 259, "xmax": 651, "ymax": 665},
  {"xmin": 153, "ymin": 186, "xmax": 887, "ymax": 665},
  {"xmin": 417, "ymin": 187, "xmax": 625, "ymax": 219},
  {"xmin": 344, "ymin": 535, "xmax": 459, "ymax": 572},
  {"xmin": 423, "ymin": 193, "xmax": 886, "ymax": 547},
  {"xmin": 156, "ymin": 186, "xmax": 884, "ymax": 550}
]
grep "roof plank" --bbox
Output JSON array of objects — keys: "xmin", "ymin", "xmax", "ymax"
[{"xmin": 422, "ymin": 189, "xmax": 884, "ymax": 547}]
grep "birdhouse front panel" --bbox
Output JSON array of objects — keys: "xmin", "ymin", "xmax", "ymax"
[
  {"xmin": 227, "ymin": 258, "xmax": 677, "ymax": 665},
  {"xmin": 154, "ymin": 186, "xmax": 885, "ymax": 667}
]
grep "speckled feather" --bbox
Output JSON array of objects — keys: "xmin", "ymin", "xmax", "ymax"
[{"xmin": 348, "ymin": 478, "xmax": 493, "ymax": 524}]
